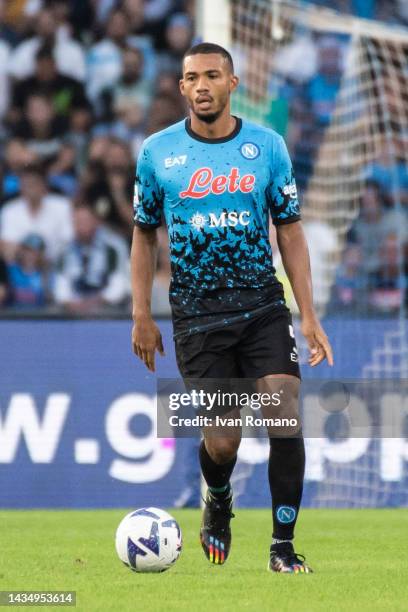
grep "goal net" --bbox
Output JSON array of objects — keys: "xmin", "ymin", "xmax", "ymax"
[{"xmin": 198, "ymin": 0, "xmax": 408, "ymax": 507}]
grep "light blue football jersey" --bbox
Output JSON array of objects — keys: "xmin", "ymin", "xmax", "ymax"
[{"xmin": 134, "ymin": 117, "xmax": 301, "ymax": 337}]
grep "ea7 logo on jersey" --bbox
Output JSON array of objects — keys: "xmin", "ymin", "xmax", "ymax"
[
  {"xmin": 283, "ymin": 183, "xmax": 298, "ymax": 199},
  {"xmin": 180, "ymin": 167, "xmax": 255, "ymax": 199},
  {"xmin": 165, "ymin": 155, "xmax": 187, "ymax": 168}
]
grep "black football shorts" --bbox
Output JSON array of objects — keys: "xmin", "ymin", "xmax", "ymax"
[{"xmin": 174, "ymin": 307, "xmax": 301, "ymax": 380}]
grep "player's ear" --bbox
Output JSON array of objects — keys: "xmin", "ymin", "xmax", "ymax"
[
  {"xmin": 230, "ymin": 74, "xmax": 239, "ymax": 93},
  {"xmin": 179, "ymin": 78, "xmax": 185, "ymax": 96}
]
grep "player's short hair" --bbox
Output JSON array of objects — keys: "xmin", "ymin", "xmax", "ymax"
[{"xmin": 183, "ymin": 42, "xmax": 234, "ymax": 73}]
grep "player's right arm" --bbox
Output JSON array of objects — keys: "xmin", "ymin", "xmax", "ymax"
[
  {"xmin": 131, "ymin": 226, "xmax": 164, "ymax": 372},
  {"xmin": 131, "ymin": 142, "xmax": 165, "ymax": 373}
]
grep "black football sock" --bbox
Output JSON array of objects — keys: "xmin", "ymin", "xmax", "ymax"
[
  {"xmin": 268, "ymin": 437, "xmax": 305, "ymax": 540},
  {"xmin": 199, "ymin": 439, "xmax": 236, "ymax": 499}
]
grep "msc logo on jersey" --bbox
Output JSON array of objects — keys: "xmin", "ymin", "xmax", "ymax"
[
  {"xmin": 180, "ymin": 167, "xmax": 255, "ymax": 199},
  {"xmin": 276, "ymin": 505, "xmax": 297, "ymax": 524},
  {"xmin": 189, "ymin": 211, "xmax": 251, "ymax": 230},
  {"xmin": 240, "ymin": 142, "xmax": 260, "ymax": 160}
]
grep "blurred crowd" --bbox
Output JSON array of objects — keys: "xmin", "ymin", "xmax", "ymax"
[
  {"xmin": 304, "ymin": 0, "xmax": 408, "ymax": 24},
  {"xmin": 231, "ymin": 0, "xmax": 408, "ymax": 315},
  {"xmin": 0, "ymin": 0, "xmax": 406, "ymax": 317},
  {"xmin": 0, "ymin": 0, "xmax": 191, "ymax": 314}
]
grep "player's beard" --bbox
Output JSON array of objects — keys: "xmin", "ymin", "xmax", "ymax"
[
  {"xmin": 194, "ymin": 109, "xmax": 222, "ymax": 123},
  {"xmin": 190, "ymin": 94, "xmax": 228, "ymax": 124}
]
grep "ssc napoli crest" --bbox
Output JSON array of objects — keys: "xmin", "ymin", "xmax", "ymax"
[
  {"xmin": 240, "ymin": 142, "xmax": 260, "ymax": 160},
  {"xmin": 276, "ymin": 506, "xmax": 297, "ymax": 524}
]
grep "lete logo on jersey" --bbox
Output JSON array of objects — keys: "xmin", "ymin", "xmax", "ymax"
[{"xmin": 180, "ymin": 167, "xmax": 255, "ymax": 199}]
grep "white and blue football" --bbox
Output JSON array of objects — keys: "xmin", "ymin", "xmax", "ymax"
[{"xmin": 115, "ymin": 507, "xmax": 182, "ymax": 573}]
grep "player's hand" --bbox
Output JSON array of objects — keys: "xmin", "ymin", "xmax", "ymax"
[
  {"xmin": 132, "ymin": 316, "xmax": 165, "ymax": 372},
  {"xmin": 301, "ymin": 314, "xmax": 333, "ymax": 367}
]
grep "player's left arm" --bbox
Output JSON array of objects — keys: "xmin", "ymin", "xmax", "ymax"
[
  {"xmin": 276, "ymin": 221, "xmax": 333, "ymax": 367},
  {"xmin": 269, "ymin": 135, "xmax": 333, "ymax": 367}
]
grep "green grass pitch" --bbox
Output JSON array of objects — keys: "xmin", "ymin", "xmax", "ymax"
[{"xmin": 0, "ymin": 509, "xmax": 407, "ymax": 612}]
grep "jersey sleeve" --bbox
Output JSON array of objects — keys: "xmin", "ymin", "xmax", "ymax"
[
  {"xmin": 268, "ymin": 135, "xmax": 301, "ymax": 226},
  {"xmin": 134, "ymin": 142, "xmax": 163, "ymax": 229}
]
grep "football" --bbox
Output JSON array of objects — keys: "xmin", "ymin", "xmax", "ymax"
[{"xmin": 115, "ymin": 507, "xmax": 182, "ymax": 573}]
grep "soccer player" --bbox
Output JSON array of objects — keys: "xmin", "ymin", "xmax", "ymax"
[{"xmin": 131, "ymin": 43, "xmax": 333, "ymax": 574}]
